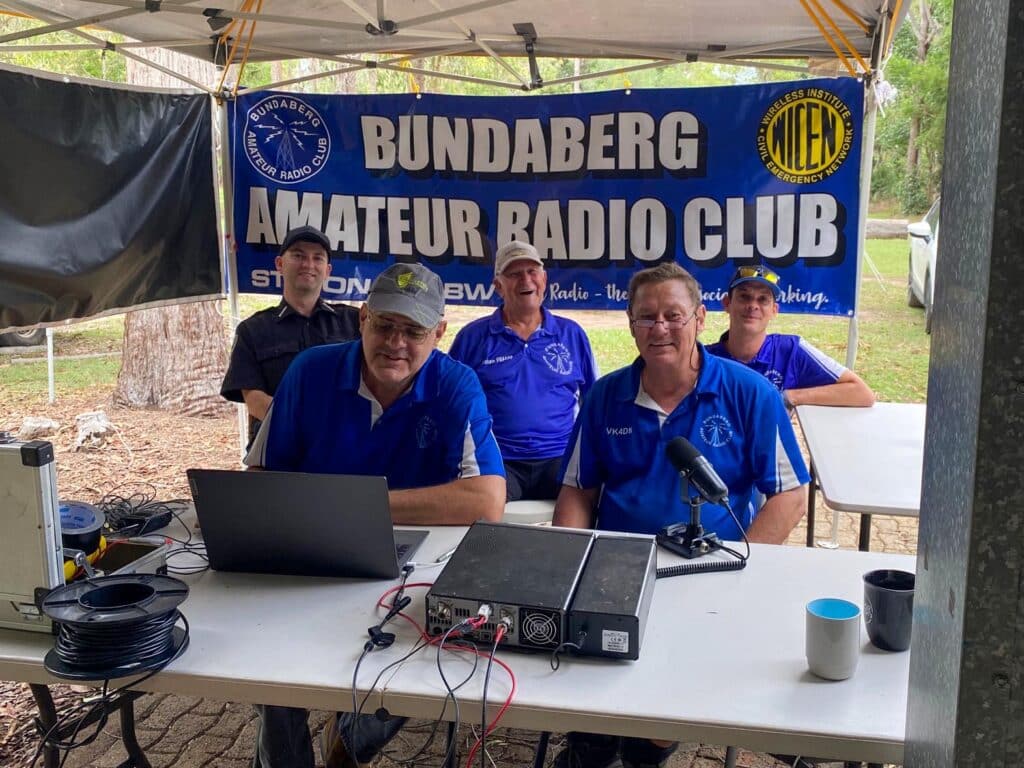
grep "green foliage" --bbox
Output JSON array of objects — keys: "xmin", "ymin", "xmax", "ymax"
[
  {"xmin": 898, "ymin": 168, "xmax": 932, "ymax": 214},
  {"xmin": 870, "ymin": 0, "xmax": 952, "ymax": 213},
  {"xmin": 0, "ymin": 17, "xmax": 126, "ymax": 82}
]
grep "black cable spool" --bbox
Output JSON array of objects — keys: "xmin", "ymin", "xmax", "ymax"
[{"xmin": 40, "ymin": 574, "xmax": 190, "ymax": 680}]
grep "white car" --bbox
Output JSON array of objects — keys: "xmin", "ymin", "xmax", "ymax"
[{"xmin": 907, "ymin": 198, "xmax": 939, "ymax": 333}]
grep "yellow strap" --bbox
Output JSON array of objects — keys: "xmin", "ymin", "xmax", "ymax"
[
  {"xmin": 828, "ymin": 0, "xmax": 872, "ymax": 35},
  {"xmin": 808, "ymin": 0, "xmax": 871, "ymax": 73},
  {"xmin": 798, "ymin": 0, "xmax": 858, "ymax": 77},
  {"xmin": 884, "ymin": 0, "xmax": 905, "ymax": 58}
]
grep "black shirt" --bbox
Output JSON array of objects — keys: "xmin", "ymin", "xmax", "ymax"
[{"xmin": 221, "ymin": 299, "xmax": 361, "ymax": 436}]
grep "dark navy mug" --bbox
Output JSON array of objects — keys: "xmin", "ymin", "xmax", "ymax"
[{"xmin": 863, "ymin": 569, "xmax": 915, "ymax": 651}]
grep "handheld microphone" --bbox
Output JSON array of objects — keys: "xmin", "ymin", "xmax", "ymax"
[{"xmin": 665, "ymin": 437, "xmax": 729, "ymax": 505}]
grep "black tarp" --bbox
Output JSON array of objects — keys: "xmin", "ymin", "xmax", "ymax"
[{"xmin": 0, "ymin": 68, "xmax": 220, "ymax": 331}]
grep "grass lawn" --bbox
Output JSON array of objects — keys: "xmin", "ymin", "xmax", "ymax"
[{"xmin": 0, "ymin": 238, "xmax": 928, "ymax": 403}]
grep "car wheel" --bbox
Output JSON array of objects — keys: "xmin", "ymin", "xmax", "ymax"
[
  {"xmin": 907, "ymin": 256, "xmax": 924, "ymax": 308},
  {"xmin": 924, "ymin": 273, "xmax": 933, "ymax": 334},
  {"xmin": 0, "ymin": 328, "xmax": 46, "ymax": 347}
]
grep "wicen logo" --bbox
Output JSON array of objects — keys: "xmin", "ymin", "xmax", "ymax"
[
  {"xmin": 756, "ymin": 88, "xmax": 854, "ymax": 184},
  {"xmin": 243, "ymin": 96, "xmax": 331, "ymax": 184}
]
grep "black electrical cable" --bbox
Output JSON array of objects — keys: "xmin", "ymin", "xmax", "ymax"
[
  {"xmin": 96, "ymin": 483, "xmax": 187, "ymax": 536},
  {"xmin": 480, "ymin": 630, "xmax": 503, "ymax": 768},
  {"xmin": 549, "ymin": 630, "xmax": 587, "ymax": 670},
  {"xmin": 52, "ymin": 610, "xmax": 181, "ymax": 671},
  {"xmin": 655, "ymin": 500, "xmax": 751, "ymax": 579},
  {"xmin": 436, "ymin": 621, "xmax": 473, "ymax": 768},
  {"xmin": 30, "ymin": 615, "xmax": 190, "ymax": 768},
  {"xmin": 383, "ymin": 636, "xmax": 478, "ymax": 767}
]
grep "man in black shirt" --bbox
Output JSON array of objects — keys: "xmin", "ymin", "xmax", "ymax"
[{"xmin": 221, "ymin": 226, "xmax": 360, "ymax": 442}]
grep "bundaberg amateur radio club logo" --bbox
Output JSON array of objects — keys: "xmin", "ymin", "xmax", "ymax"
[{"xmin": 757, "ymin": 87, "xmax": 854, "ymax": 184}]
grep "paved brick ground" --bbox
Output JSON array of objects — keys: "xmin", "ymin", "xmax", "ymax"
[{"xmin": 2, "ymin": 506, "xmax": 913, "ymax": 768}]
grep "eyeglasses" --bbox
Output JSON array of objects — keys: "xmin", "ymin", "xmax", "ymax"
[
  {"xmin": 630, "ymin": 312, "xmax": 697, "ymax": 330},
  {"xmin": 366, "ymin": 312, "xmax": 434, "ymax": 343},
  {"xmin": 734, "ymin": 265, "xmax": 780, "ymax": 284}
]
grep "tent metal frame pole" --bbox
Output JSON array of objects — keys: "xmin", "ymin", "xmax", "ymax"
[
  {"xmin": 0, "ymin": 7, "xmax": 140, "ymax": 43},
  {"xmin": 213, "ymin": 97, "xmax": 247, "ymax": 460},
  {"xmin": 819, "ymin": 9, "xmax": 888, "ymax": 550},
  {"xmin": 419, "ymin": 0, "xmax": 529, "ymax": 88},
  {"xmin": 2, "ymin": 0, "xmax": 215, "ymax": 92},
  {"xmin": 233, "ymin": 42, "xmax": 480, "ymax": 94}
]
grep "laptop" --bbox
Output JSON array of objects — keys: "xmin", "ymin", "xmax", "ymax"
[{"xmin": 186, "ymin": 469, "xmax": 428, "ymax": 579}]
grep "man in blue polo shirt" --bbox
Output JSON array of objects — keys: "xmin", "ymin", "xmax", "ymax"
[
  {"xmin": 245, "ymin": 263, "xmax": 505, "ymax": 768},
  {"xmin": 552, "ymin": 262, "xmax": 809, "ymax": 768},
  {"xmin": 449, "ymin": 240, "xmax": 597, "ymax": 500},
  {"xmin": 706, "ymin": 265, "xmax": 875, "ymax": 408}
]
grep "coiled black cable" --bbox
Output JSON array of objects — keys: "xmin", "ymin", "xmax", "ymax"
[{"xmin": 52, "ymin": 610, "xmax": 183, "ymax": 672}]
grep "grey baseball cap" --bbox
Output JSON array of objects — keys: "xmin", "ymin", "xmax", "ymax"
[
  {"xmin": 367, "ymin": 263, "xmax": 445, "ymax": 328},
  {"xmin": 494, "ymin": 240, "xmax": 543, "ymax": 276},
  {"xmin": 279, "ymin": 225, "xmax": 331, "ymax": 256}
]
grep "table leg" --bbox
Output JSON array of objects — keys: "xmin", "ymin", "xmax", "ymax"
[
  {"xmin": 858, "ymin": 515, "xmax": 872, "ymax": 552},
  {"xmin": 29, "ymin": 683, "xmax": 60, "ymax": 768},
  {"xmin": 533, "ymin": 731, "xmax": 551, "ymax": 768},
  {"xmin": 805, "ymin": 464, "xmax": 817, "ymax": 548},
  {"xmin": 118, "ymin": 695, "xmax": 152, "ymax": 768}
]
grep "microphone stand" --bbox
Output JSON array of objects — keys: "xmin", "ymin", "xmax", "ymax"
[{"xmin": 658, "ymin": 481, "xmax": 724, "ymax": 559}]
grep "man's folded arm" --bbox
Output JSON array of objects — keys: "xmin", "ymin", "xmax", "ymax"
[
  {"xmin": 389, "ymin": 475, "xmax": 505, "ymax": 525},
  {"xmin": 553, "ymin": 484, "xmax": 599, "ymax": 529},
  {"xmin": 744, "ymin": 486, "xmax": 806, "ymax": 544},
  {"xmin": 787, "ymin": 369, "xmax": 876, "ymax": 408}
]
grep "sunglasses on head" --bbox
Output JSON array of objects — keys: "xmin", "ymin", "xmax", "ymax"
[{"xmin": 734, "ymin": 265, "xmax": 780, "ymax": 284}]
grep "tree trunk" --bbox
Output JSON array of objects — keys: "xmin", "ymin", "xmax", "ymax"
[
  {"xmin": 907, "ymin": 115, "xmax": 921, "ymax": 173},
  {"xmin": 115, "ymin": 303, "xmax": 230, "ymax": 416},
  {"xmin": 111, "ymin": 47, "xmax": 229, "ymax": 417},
  {"xmin": 905, "ymin": 0, "xmax": 936, "ymax": 175}
]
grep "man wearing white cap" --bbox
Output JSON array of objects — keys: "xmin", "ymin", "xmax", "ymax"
[{"xmin": 450, "ymin": 241, "xmax": 597, "ymax": 500}]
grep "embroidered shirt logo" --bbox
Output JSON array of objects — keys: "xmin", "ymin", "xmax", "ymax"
[
  {"xmin": 542, "ymin": 342, "xmax": 573, "ymax": 375},
  {"xmin": 416, "ymin": 415, "xmax": 439, "ymax": 448},
  {"xmin": 700, "ymin": 414, "xmax": 734, "ymax": 448},
  {"xmin": 243, "ymin": 95, "xmax": 331, "ymax": 184},
  {"xmin": 766, "ymin": 369, "xmax": 784, "ymax": 390},
  {"xmin": 606, "ymin": 426, "xmax": 633, "ymax": 437}
]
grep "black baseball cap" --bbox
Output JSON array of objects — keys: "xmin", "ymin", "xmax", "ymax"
[{"xmin": 278, "ymin": 225, "xmax": 331, "ymax": 256}]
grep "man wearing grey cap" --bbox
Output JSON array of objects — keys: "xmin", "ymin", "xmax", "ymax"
[
  {"xmin": 221, "ymin": 225, "xmax": 360, "ymax": 443},
  {"xmin": 245, "ymin": 262, "xmax": 505, "ymax": 768},
  {"xmin": 450, "ymin": 241, "xmax": 597, "ymax": 500}
]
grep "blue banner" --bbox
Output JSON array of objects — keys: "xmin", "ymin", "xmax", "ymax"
[{"xmin": 230, "ymin": 78, "xmax": 863, "ymax": 315}]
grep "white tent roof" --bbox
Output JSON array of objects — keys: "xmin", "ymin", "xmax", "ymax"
[{"xmin": 2, "ymin": 0, "xmax": 907, "ymax": 90}]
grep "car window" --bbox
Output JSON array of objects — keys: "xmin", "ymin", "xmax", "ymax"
[{"xmin": 925, "ymin": 198, "xmax": 940, "ymax": 233}]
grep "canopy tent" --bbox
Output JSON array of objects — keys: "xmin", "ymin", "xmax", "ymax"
[
  {"xmin": 2, "ymin": 1, "xmax": 907, "ymax": 541},
  {"xmin": 0, "ymin": 0, "xmax": 908, "ymax": 91}
]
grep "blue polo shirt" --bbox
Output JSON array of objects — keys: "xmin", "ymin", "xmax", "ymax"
[
  {"xmin": 706, "ymin": 332, "xmax": 845, "ymax": 393},
  {"xmin": 246, "ymin": 340, "xmax": 504, "ymax": 487},
  {"xmin": 449, "ymin": 307, "xmax": 597, "ymax": 461},
  {"xmin": 561, "ymin": 346, "xmax": 809, "ymax": 541}
]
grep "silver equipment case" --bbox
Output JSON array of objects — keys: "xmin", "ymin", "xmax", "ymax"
[{"xmin": 0, "ymin": 438, "xmax": 64, "ymax": 632}]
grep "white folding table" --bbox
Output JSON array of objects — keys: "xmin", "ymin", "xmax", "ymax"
[
  {"xmin": 796, "ymin": 403, "xmax": 926, "ymax": 551},
  {"xmin": 0, "ymin": 525, "xmax": 915, "ymax": 765}
]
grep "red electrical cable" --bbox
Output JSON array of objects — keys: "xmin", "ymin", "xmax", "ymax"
[
  {"xmin": 373, "ymin": 582, "xmax": 518, "ymax": 764},
  {"xmin": 464, "ymin": 625, "xmax": 516, "ymax": 768}
]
